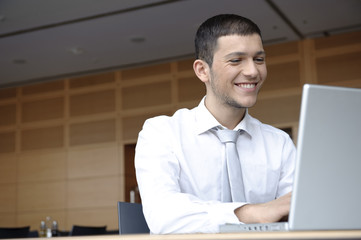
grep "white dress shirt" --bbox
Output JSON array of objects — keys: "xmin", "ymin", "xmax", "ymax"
[{"xmin": 135, "ymin": 97, "xmax": 296, "ymax": 234}]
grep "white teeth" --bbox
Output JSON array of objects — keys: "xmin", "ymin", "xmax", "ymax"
[{"xmin": 238, "ymin": 83, "xmax": 255, "ymax": 89}]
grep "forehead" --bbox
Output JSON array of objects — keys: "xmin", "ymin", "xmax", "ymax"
[{"xmin": 214, "ymin": 34, "xmax": 264, "ymax": 56}]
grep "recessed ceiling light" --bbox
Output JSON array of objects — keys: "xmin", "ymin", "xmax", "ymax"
[
  {"xmin": 12, "ymin": 59, "xmax": 27, "ymax": 64},
  {"xmin": 130, "ymin": 36, "xmax": 146, "ymax": 43},
  {"xmin": 68, "ymin": 47, "xmax": 85, "ymax": 55}
]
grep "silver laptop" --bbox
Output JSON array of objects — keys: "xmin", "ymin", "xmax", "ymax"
[{"xmin": 220, "ymin": 84, "xmax": 361, "ymax": 232}]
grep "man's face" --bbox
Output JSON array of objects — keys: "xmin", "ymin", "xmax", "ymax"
[{"xmin": 207, "ymin": 34, "xmax": 267, "ymax": 109}]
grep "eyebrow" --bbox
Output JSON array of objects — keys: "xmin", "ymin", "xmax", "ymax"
[{"xmin": 224, "ymin": 51, "xmax": 266, "ymax": 59}]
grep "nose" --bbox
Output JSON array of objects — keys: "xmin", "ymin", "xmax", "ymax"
[{"xmin": 242, "ymin": 60, "xmax": 258, "ymax": 79}]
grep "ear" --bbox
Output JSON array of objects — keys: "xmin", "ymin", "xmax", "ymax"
[{"xmin": 193, "ymin": 59, "xmax": 210, "ymax": 83}]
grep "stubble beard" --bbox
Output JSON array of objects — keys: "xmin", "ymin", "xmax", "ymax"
[{"xmin": 209, "ymin": 71, "xmax": 246, "ymax": 110}]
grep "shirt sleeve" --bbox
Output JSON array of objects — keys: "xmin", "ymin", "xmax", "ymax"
[{"xmin": 135, "ymin": 117, "xmax": 244, "ymax": 234}]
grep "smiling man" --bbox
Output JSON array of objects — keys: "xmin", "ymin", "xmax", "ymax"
[{"xmin": 135, "ymin": 14, "xmax": 296, "ymax": 234}]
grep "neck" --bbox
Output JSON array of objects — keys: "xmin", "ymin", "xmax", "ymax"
[{"xmin": 204, "ymin": 97, "xmax": 246, "ymax": 130}]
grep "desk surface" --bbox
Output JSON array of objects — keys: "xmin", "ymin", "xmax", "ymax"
[{"xmin": 19, "ymin": 230, "xmax": 361, "ymax": 240}]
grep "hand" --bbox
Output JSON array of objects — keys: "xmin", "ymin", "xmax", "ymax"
[{"xmin": 234, "ymin": 192, "xmax": 292, "ymax": 223}]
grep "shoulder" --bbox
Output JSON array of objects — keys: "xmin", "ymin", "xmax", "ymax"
[
  {"xmin": 248, "ymin": 114, "xmax": 292, "ymax": 141},
  {"xmin": 142, "ymin": 107, "xmax": 195, "ymax": 131}
]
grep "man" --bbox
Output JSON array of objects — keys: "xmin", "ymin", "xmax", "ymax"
[{"xmin": 135, "ymin": 14, "xmax": 296, "ymax": 234}]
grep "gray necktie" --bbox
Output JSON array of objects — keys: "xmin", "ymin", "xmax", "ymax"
[{"xmin": 214, "ymin": 129, "xmax": 246, "ymax": 202}]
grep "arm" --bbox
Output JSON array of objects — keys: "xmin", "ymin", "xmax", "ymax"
[
  {"xmin": 135, "ymin": 118, "xmax": 242, "ymax": 234},
  {"xmin": 235, "ymin": 192, "xmax": 291, "ymax": 223}
]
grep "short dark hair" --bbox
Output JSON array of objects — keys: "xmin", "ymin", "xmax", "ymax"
[{"xmin": 195, "ymin": 14, "xmax": 262, "ymax": 67}]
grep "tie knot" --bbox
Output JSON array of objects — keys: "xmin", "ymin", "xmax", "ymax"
[{"xmin": 214, "ymin": 129, "xmax": 239, "ymax": 143}]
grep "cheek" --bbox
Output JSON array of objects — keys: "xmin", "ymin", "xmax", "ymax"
[{"xmin": 260, "ymin": 65, "xmax": 267, "ymax": 80}]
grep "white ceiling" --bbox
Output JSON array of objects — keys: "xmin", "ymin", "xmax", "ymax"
[{"xmin": 0, "ymin": 0, "xmax": 360, "ymax": 88}]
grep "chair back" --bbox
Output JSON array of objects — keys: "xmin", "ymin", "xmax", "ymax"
[
  {"xmin": 118, "ymin": 201, "xmax": 149, "ymax": 234},
  {"xmin": 0, "ymin": 226, "xmax": 30, "ymax": 239},
  {"xmin": 70, "ymin": 225, "xmax": 106, "ymax": 236}
]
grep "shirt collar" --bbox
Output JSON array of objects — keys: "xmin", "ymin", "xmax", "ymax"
[{"xmin": 195, "ymin": 97, "xmax": 253, "ymax": 137}]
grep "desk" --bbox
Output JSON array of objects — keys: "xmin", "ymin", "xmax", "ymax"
[{"xmin": 19, "ymin": 230, "xmax": 361, "ymax": 240}]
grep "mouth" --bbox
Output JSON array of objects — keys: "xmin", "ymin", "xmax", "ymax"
[{"xmin": 234, "ymin": 82, "xmax": 258, "ymax": 90}]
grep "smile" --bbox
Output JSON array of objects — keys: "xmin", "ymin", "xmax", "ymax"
[{"xmin": 235, "ymin": 83, "xmax": 257, "ymax": 89}]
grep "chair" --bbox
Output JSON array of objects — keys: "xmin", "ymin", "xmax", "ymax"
[
  {"xmin": 70, "ymin": 225, "xmax": 107, "ymax": 236},
  {"xmin": 0, "ymin": 226, "xmax": 30, "ymax": 239},
  {"xmin": 117, "ymin": 201, "xmax": 150, "ymax": 234}
]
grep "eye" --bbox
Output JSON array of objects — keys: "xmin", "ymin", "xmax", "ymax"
[
  {"xmin": 229, "ymin": 58, "xmax": 242, "ymax": 63},
  {"xmin": 254, "ymin": 57, "xmax": 265, "ymax": 64}
]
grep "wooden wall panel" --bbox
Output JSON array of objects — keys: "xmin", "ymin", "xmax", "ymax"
[
  {"xmin": 66, "ymin": 207, "xmax": 118, "ymax": 230},
  {"xmin": 264, "ymin": 41, "xmax": 299, "ymax": 57},
  {"xmin": 69, "ymin": 119, "xmax": 116, "ymax": 146},
  {"xmin": 314, "ymin": 31, "xmax": 361, "ymax": 50},
  {"xmin": 250, "ymin": 94, "xmax": 302, "ymax": 125},
  {"xmin": 0, "ymin": 154, "xmax": 17, "ymax": 183},
  {"xmin": 21, "ymin": 126, "xmax": 64, "ymax": 151},
  {"xmin": 177, "ymin": 59, "xmax": 194, "ymax": 72},
  {"xmin": 70, "ymin": 90, "xmax": 115, "ymax": 117},
  {"xmin": 0, "ymin": 88, "xmax": 17, "ymax": 100},
  {"xmin": 17, "ymin": 181, "xmax": 66, "ymax": 211},
  {"xmin": 122, "ymin": 111, "xmax": 172, "ymax": 141},
  {"xmin": 0, "ymin": 212, "xmax": 16, "ymax": 227},
  {"xmin": 68, "ymin": 145, "xmax": 119, "ymax": 179},
  {"xmin": 177, "ymin": 76, "xmax": 205, "ymax": 102},
  {"xmin": 0, "ymin": 183, "xmax": 16, "ymax": 213},
  {"xmin": 0, "ymin": 131, "xmax": 16, "ymax": 153},
  {"xmin": 67, "ymin": 176, "xmax": 119, "ymax": 209},
  {"xmin": 261, "ymin": 62, "xmax": 301, "ymax": 91},
  {"xmin": 18, "ymin": 151, "xmax": 66, "ymax": 182},
  {"xmin": 121, "ymin": 82, "xmax": 172, "ymax": 109},
  {"xmin": 21, "ymin": 97, "xmax": 64, "ymax": 123},
  {"xmin": 122, "ymin": 63, "xmax": 171, "ymax": 81},
  {"xmin": 22, "ymin": 80, "xmax": 64, "ymax": 96},
  {"xmin": 0, "ymin": 104, "xmax": 16, "ymax": 126},
  {"xmin": 316, "ymin": 52, "xmax": 361, "ymax": 84},
  {"xmin": 69, "ymin": 72, "xmax": 115, "ymax": 89}
]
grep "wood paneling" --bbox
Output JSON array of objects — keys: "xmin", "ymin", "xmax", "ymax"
[
  {"xmin": 0, "ymin": 154, "xmax": 17, "ymax": 183},
  {"xmin": 68, "ymin": 145, "xmax": 119, "ymax": 179},
  {"xmin": 22, "ymin": 80, "xmax": 64, "ymax": 96},
  {"xmin": 69, "ymin": 119, "xmax": 116, "ymax": 146},
  {"xmin": 263, "ymin": 62, "xmax": 301, "ymax": 91},
  {"xmin": 0, "ymin": 131, "xmax": 16, "ymax": 153},
  {"xmin": 0, "ymin": 212, "xmax": 16, "ymax": 227},
  {"xmin": 122, "ymin": 63, "xmax": 171, "ymax": 81},
  {"xmin": 0, "ymin": 88, "xmax": 17, "ymax": 100},
  {"xmin": 66, "ymin": 207, "xmax": 118, "ymax": 230},
  {"xmin": 17, "ymin": 181, "xmax": 66, "ymax": 211},
  {"xmin": 67, "ymin": 176, "xmax": 119, "ymax": 209},
  {"xmin": 264, "ymin": 41, "xmax": 299, "ymax": 57},
  {"xmin": 122, "ymin": 111, "xmax": 171, "ymax": 141},
  {"xmin": 22, "ymin": 97, "xmax": 64, "ymax": 123},
  {"xmin": 177, "ymin": 59, "xmax": 194, "ymax": 72},
  {"xmin": 122, "ymin": 81, "xmax": 172, "ymax": 109},
  {"xmin": 250, "ymin": 94, "xmax": 302, "ymax": 124},
  {"xmin": 21, "ymin": 126, "xmax": 64, "ymax": 151},
  {"xmin": 69, "ymin": 72, "xmax": 115, "ymax": 89},
  {"xmin": 316, "ymin": 52, "xmax": 361, "ymax": 84},
  {"xmin": 177, "ymin": 76, "xmax": 205, "ymax": 102},
  {"xmin": 0, "ymin": 183, "xmax": 16, "ymax": 213},
  {"xmin": 0, "ymin": 104, "xmax": 16, "ymax": 126},
  {"xmin": 314, "ymin": 31, "xmax": 361, "ymax": 50},
  {"xmin": 70, "ymin": 90, "xmax": 115, "ymax": 117},
  {"xmin": 18, "ymin": 151, "xmax": 66, "ymax": 182}
]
